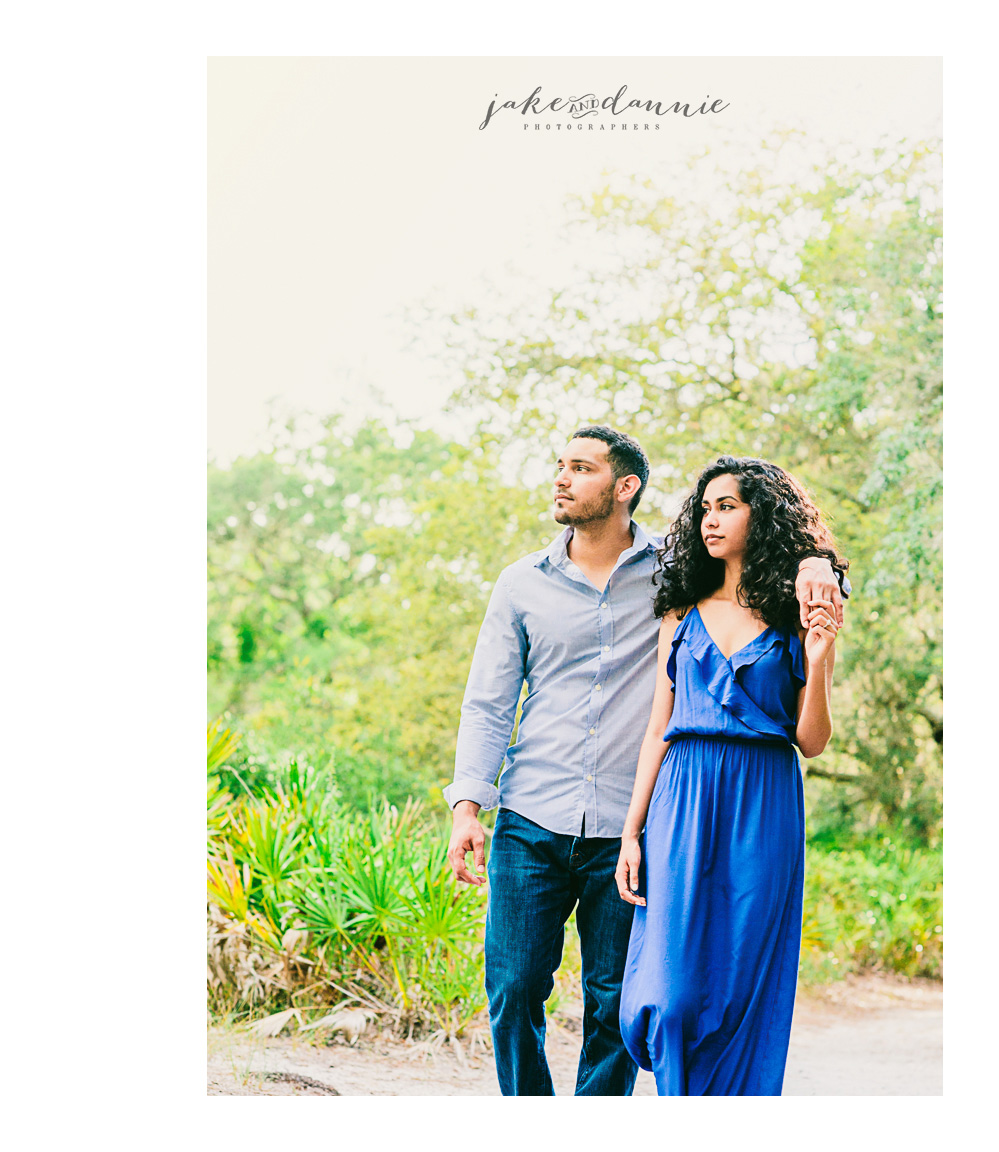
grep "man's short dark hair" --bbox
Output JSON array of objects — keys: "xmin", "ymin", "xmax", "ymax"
[{"xmin": 570, "ymin": 425, "xmax": 650, "ymax": 514}]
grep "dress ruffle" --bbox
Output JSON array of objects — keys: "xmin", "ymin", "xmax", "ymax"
[{"xmin": 665, "ymin": 606, "xmax": 803, "ymax": 746}]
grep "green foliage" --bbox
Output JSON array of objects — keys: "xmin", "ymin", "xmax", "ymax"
[
  {"xmin": 206, "ymin": 138, "xmax": 945, "ymax": 1050},
  {"xmin": 207, "ymin": 749, "xmax": 488, "ymax": 1037},
  {"xmin": 208, "ymin": 141, "xmax": 941, "ymax": 837},
  {"xmin": 208, "ymin": 774, "xmax": 940, "ymax": 1033},
  {"xmin": 438, "ymin": 134, "xmax": 942, "ymax": 839},
  {"xmin": 208, "ymin": 727, "xmax": 939, "ymax": 1039},
  {"xmin": 799, "ymin": 838, "xmax": 942, "ymax": 982},
  {"xmin": 207, "ymin": 136, "xmax": 943, "ymax": 1043},
  {"xmin": 209, "ymin": 416, "xmax": 544, "ymax": 809},
  {"xmin": 208, "ymin": 718, "xmax": 240, "ymax": 774},
  {"xmin": 207, "ymin": 775, "xmax": 233, "ymax": 847}
]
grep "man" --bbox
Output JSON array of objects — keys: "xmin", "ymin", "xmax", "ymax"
[{"xmin": 444, "ymin": 426, "xmax": 846, "ymax": 1096}]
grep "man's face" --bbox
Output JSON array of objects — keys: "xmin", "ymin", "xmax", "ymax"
[{"xmin": 553, "ymin": 437, "xmax": 619, "ymax": 526}]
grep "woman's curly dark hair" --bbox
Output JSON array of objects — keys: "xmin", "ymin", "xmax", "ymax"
[{"xmin": 652, "ymin": 456, "xmax": 849, "ymax": 629}]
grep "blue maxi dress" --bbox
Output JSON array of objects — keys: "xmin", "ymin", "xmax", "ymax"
[{"xmin": 619, "ymin": 606, "xmax": 806, "ymax": 1096}]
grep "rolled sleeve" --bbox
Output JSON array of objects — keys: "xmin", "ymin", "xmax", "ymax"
[{"xmin": 445, "ymin": 571, "xmax": 527, "ymax": 812}]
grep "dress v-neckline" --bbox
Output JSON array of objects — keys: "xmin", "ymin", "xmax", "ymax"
[{"xmin": 693, "ymin": 605, "xmax": 773, "ymax": 663}]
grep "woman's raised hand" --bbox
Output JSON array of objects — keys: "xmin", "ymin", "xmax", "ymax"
[
  {"xmin": 615, "ymin": 835, "xmax": 646, "ymax": 906},
  {"xmin": 804, "ymin": 598, "xmax": 839, "ymax": 662}
]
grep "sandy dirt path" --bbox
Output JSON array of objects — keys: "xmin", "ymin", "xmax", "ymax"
[{"xmin": 208, "ymin": 975, "xmax": 941, "ymax": 1097}]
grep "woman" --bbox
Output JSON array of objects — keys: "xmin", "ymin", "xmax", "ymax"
[{"xmin": 616, "ymin": 456, "xmax": 848, "ymax": 1096}]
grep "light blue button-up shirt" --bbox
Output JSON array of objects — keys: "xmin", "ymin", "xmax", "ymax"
[{"xmin": 444, "ymin": 522, "xmax": 662, "ymax": 838}]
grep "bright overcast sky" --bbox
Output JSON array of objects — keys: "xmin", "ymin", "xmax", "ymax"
[{"xmin": 209, "ymin": 57, "xmax": 941, "ymax": 463}]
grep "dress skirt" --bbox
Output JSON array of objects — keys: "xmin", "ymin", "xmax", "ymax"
[{"xmin": 619, "ymin": 734, "xmax": 805, "ymax": 1096}]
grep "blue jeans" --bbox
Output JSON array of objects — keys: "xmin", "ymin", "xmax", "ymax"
[{"xmin": 484, "ymin": 808, "xmax": 638, "ymax": 1096}]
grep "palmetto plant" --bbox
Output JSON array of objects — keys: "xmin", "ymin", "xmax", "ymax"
[
  {"xmin": 291, "ymin": 868, "xmax": 352, "ymax": 956},
  {"xmin": 208, "ymin": 718, "xmax": 240, "ymax": 775},
  {"xmin": 400, "ymin": 854, "xmax": 484, "ymax": 952},
  {"xmin": 272, "ymin": 758, "xmax": 340, "ymax": 840},
  {"xmin": 208, "ymin": 734, "xmax": 489, "ymax": 1036},
  {"xmin": 209, "ymin": 722, "xmax": 942, "ymax": 1039},
  {"xmin": 207, "ymin": 845, "xmax": 254, "ymax": 922},
  {"xmin": 208, "ymin": 719, "xmax": 240, "ymax": 848},
  {"xmin": 396, "ymin": 854, "xmax": 487, "ymax": 1032},
  {"xmin": 208, "ymin": 775, "xmax": 232, "ymax": 846},
  {"xmin": 233, "ymin": 803, "xmax": 307, "ymax": 897}
]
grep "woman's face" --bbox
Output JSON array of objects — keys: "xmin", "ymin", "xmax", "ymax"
[{"xmin": 700, "ymin": 474, "xmax": 751, "ymax": 562}]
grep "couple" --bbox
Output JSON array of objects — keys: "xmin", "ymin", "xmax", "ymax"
[{"xmin": 444, "ymin": 425, "xmax": 849, "ymax": 1096}]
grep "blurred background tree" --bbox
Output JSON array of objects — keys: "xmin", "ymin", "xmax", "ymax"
[
  {"xmin": 434, "ymin": 134, "xmax": 942, "ymax": 842},
  {"xmin": 209, "ymin": 134, "xmax": 941, "ymax": 844},
  {"xmin": 209, "ymin": 414, "xmax": 543, "ymax": 806}
]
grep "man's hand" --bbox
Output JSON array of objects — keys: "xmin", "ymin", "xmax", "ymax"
[
  {"xmin": 447, "ymin": 800, "xmax": 487, "ymax": 886},
  {"xmin": 796, "ymin": 558, "xmax": 844, "ymax": 629}
]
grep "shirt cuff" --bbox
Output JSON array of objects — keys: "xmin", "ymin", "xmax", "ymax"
[{"xmin": 443, "ymin": 779, "xmax": 501, "ymax": 811}]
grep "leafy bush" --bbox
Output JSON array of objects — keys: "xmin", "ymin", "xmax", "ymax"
[
  {"xmin": 799, "ymin": 836, "xmax": 942, "ymax": 982},
  {"xmin": 207, "ymin": 743, "xmax": 488, "ymax": 1043},
  {"xmin": 208, "ymin": 725, "xmax": 942, "ymax": 1044}
]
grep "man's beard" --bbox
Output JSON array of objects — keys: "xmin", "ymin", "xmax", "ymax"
[{"xmin": 554, "ymin": 481, "xmax": 618, "ymax": 526}]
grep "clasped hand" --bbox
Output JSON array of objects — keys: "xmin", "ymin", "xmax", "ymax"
[{"xmin": 804, "ymin": 597, "xmax": 839, "ymax": 661}]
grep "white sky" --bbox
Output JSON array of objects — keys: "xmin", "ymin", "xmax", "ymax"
[{"xmin": 209, "ymin": 56, "xmax": 942, "ymax": 462}]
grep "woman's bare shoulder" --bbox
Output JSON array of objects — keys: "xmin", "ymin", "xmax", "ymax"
[{"xmin": 657, "ymin": 610, "xmax": 683, "ymax": 643}]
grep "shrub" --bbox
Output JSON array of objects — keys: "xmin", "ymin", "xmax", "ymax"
[
  {"xmin": 207, "ymin": 726, "xmax": 942, "ymax": 1041},
  {"xmin": 799, "ymin": 837, "xmax": 942, "ymax": 982},
  {"xmin": 207, "ymin": 752, "xmax": 488, "ymax": 1041}
]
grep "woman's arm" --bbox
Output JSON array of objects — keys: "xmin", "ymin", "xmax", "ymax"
[
  {"xmin": 795, "ymin": 597, "xmax": 838, "ymax": 758},
  {"xmin": 615, "ymin": 613, "xmax": 680, "ymax": 906}
]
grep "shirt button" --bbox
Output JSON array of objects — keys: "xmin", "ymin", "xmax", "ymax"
[
  {"xmin": 585, "ymin": 774, "xmax": 593, "ymax": 782},
  {"xmin": 595, "ymin": 684, "xmax": 602, "ymax": 691},
  {"xmin": 600, "ymin": 603, "xmax": 607, "ymax": 610},
  {"xmin": 589, "ymin": 727, "xmax": 596, "ymax": 735},
  {"xmin": 603, "ymin": 645, "xmax": 610, "ymax": 652}
]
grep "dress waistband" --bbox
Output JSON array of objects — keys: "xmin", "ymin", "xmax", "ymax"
[{"xmin": 667, "ymin": 733, "xmax": 792, "ymax": 750}]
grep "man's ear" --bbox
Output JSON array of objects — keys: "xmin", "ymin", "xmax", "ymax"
[{"xmin": 617, "ymin": 475, "xmax": 640, "ymax": 504}]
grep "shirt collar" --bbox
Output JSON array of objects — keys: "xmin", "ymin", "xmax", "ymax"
[{"xmin": 535, "ymin": 521, "xmax": 656, "ymax": 570}]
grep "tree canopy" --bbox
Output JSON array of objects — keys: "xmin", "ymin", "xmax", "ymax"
[{"xmin": 209, "ymin": 135, "xmax": 941, "ymax": 841}]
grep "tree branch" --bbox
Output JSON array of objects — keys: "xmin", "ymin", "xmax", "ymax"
[
  {"xmin": 913, "ymin": 706, "xmax": 943, "ymax": 746},
  {"xmin": 804, "ymin": 766, "xmax": 870, "ymax": 785},
  {"xmin": 819, "ymin": 485, "xmax": 874, "ymax": 514}
]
